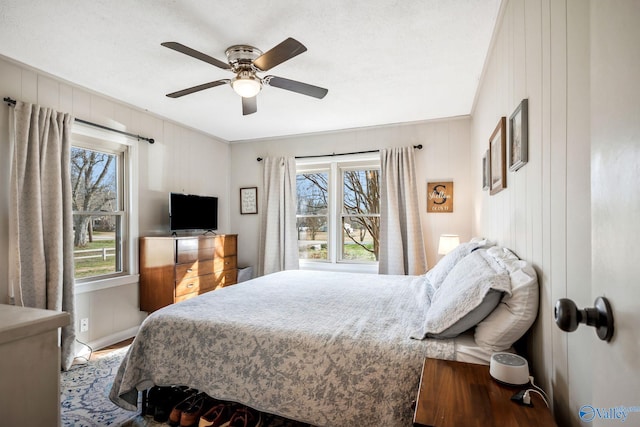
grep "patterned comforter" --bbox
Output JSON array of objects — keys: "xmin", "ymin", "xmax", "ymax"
[{"xmin": 109, "ymin": 270, "xmax": 455, "ymax": 427}]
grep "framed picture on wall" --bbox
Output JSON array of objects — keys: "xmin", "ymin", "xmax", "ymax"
[
  {"xmin": 489, "ymin": 117, "xmax": 507, "ymax": 195},
  {"xmin": 240, "ymin": 187, "xmax": 258, "ymax": 214},
  {"xmin": 509, "ymin": 98, "xmax": 529, "ymax": 171},
  {"xmin": 427, "ymin": 181, "xmax": 454, "ymax": 212},
  {"xmin": 482, "ymin": 149, "xmax": 490, "ymax": 190}
]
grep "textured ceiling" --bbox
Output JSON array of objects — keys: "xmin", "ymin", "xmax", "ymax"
[{"xmin": 0, "ymin": 0, "xmax": 501, "ymax": 142}]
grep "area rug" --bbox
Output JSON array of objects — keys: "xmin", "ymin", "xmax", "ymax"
[
  {"xmin": 61, "ymin": 346, "xmax": 139, "ymax": 426},
  {"xmin": 61, "ymin": 346, "xmax": 312, "ymax": 427}
]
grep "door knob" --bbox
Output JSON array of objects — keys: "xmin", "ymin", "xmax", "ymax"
[{"xmin": 554, "ymin": 296, "xmax": 614, "ymax": 342}]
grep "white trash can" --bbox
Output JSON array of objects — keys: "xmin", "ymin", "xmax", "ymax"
[{"xmin": 237, "ymin": 266, "xmax": 254, "ymax": 283}]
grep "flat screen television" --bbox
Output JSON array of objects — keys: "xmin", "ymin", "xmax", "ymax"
[{"xmin": 170, "ymin": 192, "xmax": 218, "ymax": 232}]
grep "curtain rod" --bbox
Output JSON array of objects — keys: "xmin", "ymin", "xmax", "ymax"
[
  {"xmin": 256, "ymin": 144, "xmax": 422, "ymax": 162},
  {"xmin": 3, "ymin": 97, "xmax": 155, "ymax": 144}
]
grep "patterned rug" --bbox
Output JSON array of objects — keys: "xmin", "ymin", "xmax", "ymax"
[
  {"xmin": 61, "ymin": 346, "xmax": 312, "ymax": 426},
  {"xmin": 61, "ymin": 346, "xmax": 140, "ymax": 426}
]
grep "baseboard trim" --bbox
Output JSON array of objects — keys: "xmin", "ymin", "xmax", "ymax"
[{"xmin": 75, "ymin": 326, "xmax": 139, "ymax": 358}]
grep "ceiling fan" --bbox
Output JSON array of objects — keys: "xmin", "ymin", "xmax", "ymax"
[{"xmin": 161, "ymin": 37, "xmax": 328, "ymax": 115}]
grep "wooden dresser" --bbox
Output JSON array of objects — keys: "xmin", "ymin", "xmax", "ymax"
[{"xmin": 139, "ymin": 234, "xmax": 237, "ymax": 312}]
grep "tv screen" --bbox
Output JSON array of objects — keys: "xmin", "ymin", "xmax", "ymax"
[{"xmin": 170, "ymin": 193, "xmax": 218, "ymax": 232}]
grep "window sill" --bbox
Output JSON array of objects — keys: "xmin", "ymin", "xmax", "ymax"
[
  {"xmin": 299, "ymin": 260, "xmax": 378, "ymax": 274},
  {"xmin": 75, "ymin": 274, "xmax": 140, "ymax": 294}
]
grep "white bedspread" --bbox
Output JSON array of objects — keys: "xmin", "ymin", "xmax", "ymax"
[{"xmin": 109, "ymin": 270, "xmax": 455, "ymax": 427}]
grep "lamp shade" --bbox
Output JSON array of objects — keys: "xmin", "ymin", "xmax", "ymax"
[{"xmin": 438, "ymin": 234, "xmax": 460, "ymax": 255}]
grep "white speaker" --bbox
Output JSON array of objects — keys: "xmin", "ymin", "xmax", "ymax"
[{"xmin": 489, "ymin": 352, "xmax": 530, "ymax": 386}]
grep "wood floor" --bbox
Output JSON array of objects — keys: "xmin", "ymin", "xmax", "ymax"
[{"xmin": 89, "ymin": 337, "xmax": 134, "ymax": 360}]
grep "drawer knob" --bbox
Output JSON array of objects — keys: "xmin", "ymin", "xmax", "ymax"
[
  {"xmin": 187, "ymin": 268, "xmax": 193, "ymax": 273},
  {"xmin": 187, "ymin": 283, "xmax": 194, "ymax": 288}
]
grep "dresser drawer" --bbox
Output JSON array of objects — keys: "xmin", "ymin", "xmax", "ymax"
[
  {"xmin": 214, "ymin": 269, "xmax": 238, "ymax": 288},
  {"xmin": 174, "ymin": 291, "xmax": 199, "ymax": 303},
  {"xmin": 175, "ymin": 273, "xmax": 215, "ymax": 297},
  {"xmin": 214, "ymin": 235, "xmax": 237, "ymax": 258},
  {"xmin": 214, "ymin": 255, "xmax": 237, "ymax": 272},
  {"xmin": 175, "ymin": 260, "xmax": 214, "ymax": 281},
  {"xmin": 176, "ymin": 238, "xmax": 215, "ymax": 263}
]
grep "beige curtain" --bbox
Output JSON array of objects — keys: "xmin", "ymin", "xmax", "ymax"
[
  {"xmin": 9, "ymin": 101, "xmax": 76, "ymax": 371},
  {"xmin": 259, "ymin": 157, "xmax": 299, "ymax": 275},
  {"xmin": 378, "ymin": 146, "xmax": 427, "ymax": 275}
]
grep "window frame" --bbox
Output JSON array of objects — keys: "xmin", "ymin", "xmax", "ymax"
[
  {"xmin": 296, "ymin": 165, "xmax": 331, "ymax": 262},
  {"xmin": 71, "ymin": 126, "xmax": 139, "ymax": 291},
  {"xmin": 296, "ymin": 153, "xmax": 380, "ymax": 273},
  {"xmin": 338, "ymin": 163, "xmax": 380, "ymax": 264}
]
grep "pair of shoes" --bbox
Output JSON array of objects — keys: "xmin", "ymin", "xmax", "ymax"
[
  {"xmin": 180, "ymin": 394, "xmax": 216, "ymax": 427},
  {"xmin": 169, "ymin": 392, "xmax": 213, "ymax": 427},
  {"xmin": 153, "ymin": 386, "xmax": 197, "ymax": 423},
  {"xmin": 199, "ymin": 404, "xmax": 262, "ymax": 427},
  {"xmin": 145, "ymin": 386, "xmax": 166, "ymax": 416},
  {"xmin": 227, "ymin": 406, "xmax": 263, "ymax": 427},
  {"xmin": 198, "ymin": 402, "xmax": 239, "ymax": 427}
]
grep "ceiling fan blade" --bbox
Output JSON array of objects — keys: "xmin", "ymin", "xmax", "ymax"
[
  {"xmin": 162, "ymin": 42, "xmax": 231, "ymax": 71},
  {"xmin": 242, "ymin": 96, "xmax": 257, "ymax": 115},
  {"xmin": 166, "ymin": 80, "xmax": 229, "ymax": 98},
  {"xmin": 253, "ymin": 38, "xmax": 307, "ymax": 71},
  {"xmin": 265, "ymin": 76, "xmax": 328, "ymax": 99}
]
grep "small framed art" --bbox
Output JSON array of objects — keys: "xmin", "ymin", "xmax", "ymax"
[
  {"xmin": 482, "ymin": 149, "xmax": 490, "ymax": 190},
  {"xmin": 240, "ymin": 187, "xmax": 258, "ymax": 214},
  {"xmin": 489, "ymin": 117, "xmax": 507, "ymax": 195},
  {"xmin": 509, "ymin": 98, "xmax": 528, "ymax": 171}
]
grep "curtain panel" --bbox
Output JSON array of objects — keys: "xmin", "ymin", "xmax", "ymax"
[
  {"xmin": 259, "ymin": 157, "xmax": 299, "ymax": 276},
  {"xmin": 378, "ymin": 146, "xmax": 427, "ymax": 275},
  {"xmin": 9, "ymin": 101, "xmax": 76, "ymax": 370}
]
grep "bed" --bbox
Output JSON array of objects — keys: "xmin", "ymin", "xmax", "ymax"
[{"xmin": 110, "ymin": 242, "xmax": 538, "ymax": 427}]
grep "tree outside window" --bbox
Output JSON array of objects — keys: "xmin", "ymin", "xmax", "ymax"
[
  {"xmin": 71, "ymin": 146, "xmax": 124, "ymax": 280},
  {"xmin": 296, "ymin": 161, "xmax": 380, "ymax": 264},
  {"xmin": 296, "ymin": 171, "xmax": 329, "ymax": 260},
  {"xmin": 342, "ymin": 169, "xmax": 379, "ymax": 261}
]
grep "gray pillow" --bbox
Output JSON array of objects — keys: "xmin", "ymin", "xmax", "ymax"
[
  {"xmin": 422, "ymin": 249, "xmax": 511, "ymax": 339},
  {"xmin": 427, "ymin": 289, "xmax": 502, "ymax": 338}
]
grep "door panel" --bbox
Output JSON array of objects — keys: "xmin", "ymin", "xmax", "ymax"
[{"xmin": 590, "ymin": 2, "xmax": 640, "ymax": 425}]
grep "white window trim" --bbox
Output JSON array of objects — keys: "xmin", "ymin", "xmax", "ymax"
[
  {"xmin": 75, "ymin": 274, "xmax": 140, "ymax": 294},
  {"xmin": 297, "ymin": 153, "xmax": 380, "ymax": 273},
  {"xmin": 71, "ymin": 124, "xmax": 139, "ymax": 290}
]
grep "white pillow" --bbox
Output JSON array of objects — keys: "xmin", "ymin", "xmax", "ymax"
[
  {"xmin": 422, "ymin": 249, "xmax": 511, "ymax": 338},
  {"xmin": 474, "ymin": 247, "xmax": 539, "ymax": 351},
  {"xmin": 425, "ymin": 238, "xmax": 494, "ymax": 291},
  {"xmin": 469, "ymin": 237, "xmax": 496, "ymax": 246}
]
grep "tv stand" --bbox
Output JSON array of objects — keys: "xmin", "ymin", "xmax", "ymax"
[{"xmin": 139, "ymin": 234, "xmax": 237, "ymax": 312}]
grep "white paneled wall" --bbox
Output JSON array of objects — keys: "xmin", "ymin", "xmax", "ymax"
[
  {"xmin": 0, "ymin": 55, "xmax": 231, "ymax": 349},
  {"xmin": 470, "ymin": 1, "xmax": 592, "ymax": 426}
]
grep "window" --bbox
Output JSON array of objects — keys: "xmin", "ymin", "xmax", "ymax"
[
  {"xmin": 71, "ymin": 138, "xmax": 130, "ymax": 282},
  {"xmin": 341, "ymin": 168, "xmax": 380, "ymax": 262},
  {"xmin": 296, "ymin": 170, "xmax": 330, "ymax": 260},
  {"xmin": 296, "ymin": 157, "xmax": 380, "ymax": 267}
]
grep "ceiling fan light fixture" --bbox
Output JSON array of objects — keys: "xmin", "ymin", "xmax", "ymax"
[
  {"xmin": 231, "ymin": 72, "xmax": 262, "ymax": 98},
  {"xmin": 162, "ymin": 38, "xmax": 328, "ymax": 114}
]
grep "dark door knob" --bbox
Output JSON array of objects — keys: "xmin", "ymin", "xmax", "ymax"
[{"xmin": 554, "ymin": 297, "xmax": 614, "ymax": 342}]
